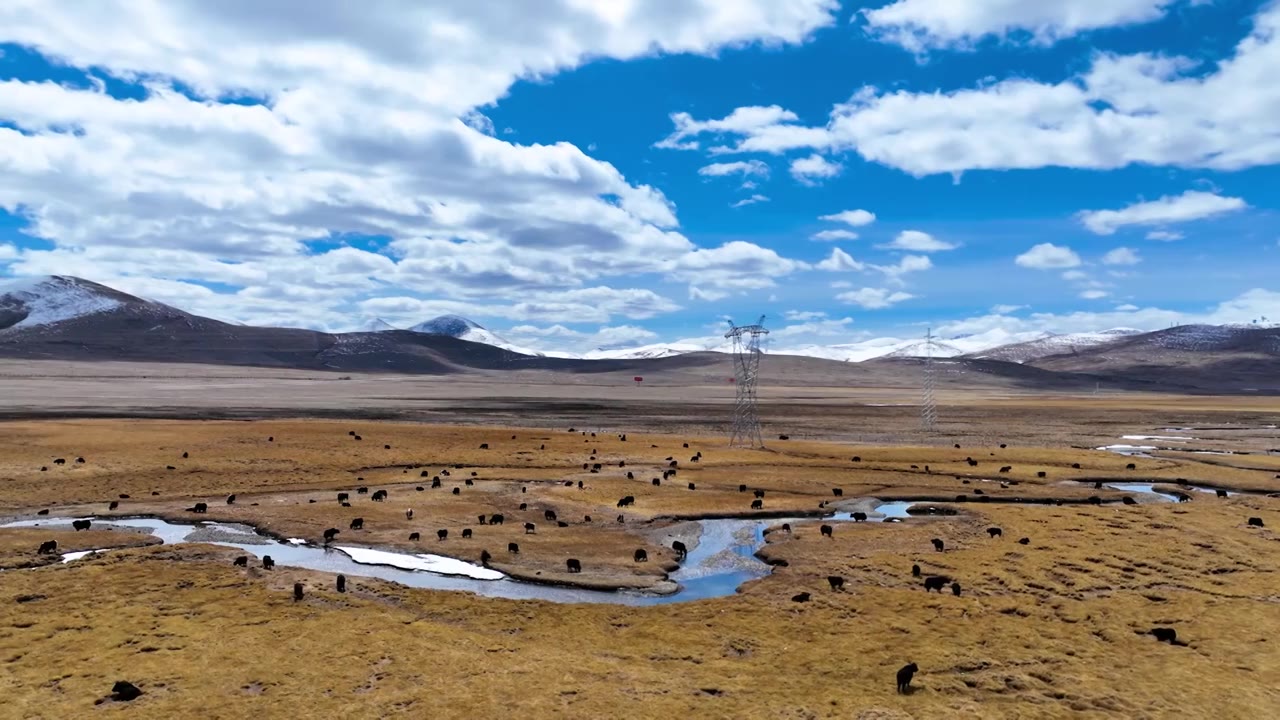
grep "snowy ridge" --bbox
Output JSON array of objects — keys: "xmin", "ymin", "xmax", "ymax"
[
  {"xmin": 409, "ymin": 314, "xmax": 548, "ymax": 357},
  {"xmin": 970, "ymin": 328, "xmax": 1143, "ymax": 364},
  {"xmin": 0, "ymin": 276, "xmax": 124, "ymax": 332}
]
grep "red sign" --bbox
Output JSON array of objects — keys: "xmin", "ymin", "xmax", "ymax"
[{"xmin": 633, "ymin": 376, "xmax": 643, "ymax": 383}]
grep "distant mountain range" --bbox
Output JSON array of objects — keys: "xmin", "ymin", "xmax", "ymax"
[{"xmin": 2, "ymin": 276, "xmax": 1278, "ymax": 393}]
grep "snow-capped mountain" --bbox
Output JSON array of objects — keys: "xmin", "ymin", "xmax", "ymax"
[
  {"xmin": 968, "ymin": 328, "xmax": 1144, "ymax": 364},
  {"xmin": 408, "ymin": 315, "xmax": 550, "ymax": 357},
  {"xmin": 0, "ymin": 275, "xmax": 130, "ymax": 332},
  {"xmin": 354, "ymin": 317, "xmax": 398, "ymax": 333}
]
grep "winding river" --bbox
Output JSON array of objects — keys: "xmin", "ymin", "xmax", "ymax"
[{"xmin": 1, "ymin": 502, "xmax": 918, "ymax": 606}]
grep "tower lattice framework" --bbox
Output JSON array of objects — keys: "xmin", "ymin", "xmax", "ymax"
[
  {"xmin": 726, "ymin": 316, "xmax": 768, "ymax": 448},
  {"xmin": 921, "ymin": 327, "xmax": 939, "ymax": 433}
]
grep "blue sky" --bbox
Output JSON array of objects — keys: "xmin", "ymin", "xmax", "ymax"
[{"xmin": 0, "ymin": 1, "xmax": 1277, "ymax": 354}]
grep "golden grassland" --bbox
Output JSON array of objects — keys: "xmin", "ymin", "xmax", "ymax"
[
  {"xmin": 0, "ymin": 527, "xmax": 160, "ymax": 570},
  {"xmin": 1, "ymin": 419, "xmax": 1279, "ymax": 718}
]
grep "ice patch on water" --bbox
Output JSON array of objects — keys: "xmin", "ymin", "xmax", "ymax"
[{"xmin": 333, "ymin": 546, "xmax": 504, "ymax": 580}]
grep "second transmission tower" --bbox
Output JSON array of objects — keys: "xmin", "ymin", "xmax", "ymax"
[{"xmin": 726, "ymin": 315, "xmax": 768, "ymax": 448}]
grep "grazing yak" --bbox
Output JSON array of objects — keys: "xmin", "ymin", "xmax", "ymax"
[
  {"xmin": 349, "ymin": 518, "xmax": 364, "ymax": 530},
  {"xmin": 617, "ymin": 496, "xmax": 635, "ymax": 508},
  {"xmin": 911, "ymin": 564, "xmax": 921, "ymax": 577},
  {"xmin": 832, "ymin": 488, "xmax": 843, "ymax": 497},
  {"xmin": 751, "ymin": 499, "xmax": 763, "ymax": 510},
  {"xmin": 189, "ymin": 502, "xmax": 208, "ymax": 514},
  {"xmin": 896, "ymin": 663, "xmax": 918, "ymax": 694},
  {"xmin": 226, "ymin": 494, "xmax": 236, "ymax": 505},
  {"xmin": 827, "ymin": 575, "xmax": 845, "ymax": 591},
  {"xmin": 336, "ymin": 575, "xmax": 346, "ymax": 593},
  {"xmin": 480, "ymin": 550, "xmax": 492, "ymax": 566},
  {"xmin": 356, "ymin": 487, "xmax": 368, "ymax": 495},
  {"xmin": 371, "ymin": 490, "xmax": 388, "ymax": 502},
  {"xmin": 986, "ymin": 527, "xmax": 1003, "ymax": 539},
  {"xmin": 233, "ymin": 556, "xmax": 248, "ymax": 567},
  {"xmin": 653, "ymin": 478, "xmax": 661, "ymax": 486},
  {"xmin": 452, "ymin": 488, "xmax": 460, "ymax": 495},
  {"xmin": 293, "ymin": 583, "xmax": 304, "ymax": 602},
  {"xmin": 672, "ymin": 540, "xmax": 688, "ymax": 559},
  {"xmin": 544, "ymin": 510, "xmax": 558, "ymax": 521},
  {"xmin": 566, "ymin": 558, "xmax": 582, "ymax": 573},
  {"xmin": 409, "ymin": 532, "xmax": 420, "ymax": 541},
  {"xmin": 753, "ymin": 489, "xmax": 766, "ymax": 499},
  {"xmin": 490, "ymin": 514, "xmax": 504, "ymax": 525},
  {"xmin": 1122, "ymin": 496, "xmax": 1137, "ymax": 505},
  {"xmin": 437, "ymin": 529, "xmax": 448, "ymax": 541},
  {"xmin": 262, "ymin": 556, "xmax": 275, "ymax": 570},
  {"xmin": 1126, "ymin": 463, "xmax": 1136, "ymax": 470},
  {"xmin": 462, "ymin": 529, "xmax": 473, "ymax": 539},
  {"xmin": 820, "ymin": 524, "xmax": 834, "ymax": 538},
  {"xmin": 852, "ymin": 512, "xmax": 867, "ymax": 522},
  {"xmin": 72, "ymin": 519, "xmax": 92, "ymax": 532},
  {"xmin": 508, "ymin": 542, "xmax": 520, "ymax": 554},
  {"xmin": 1151, "ymin": 628, "xmax": 1178, "ymax": 644},
  {"xmin": 931, "ymin": 538, "xmax": 945, "ymax": 552},
  {"xmin": 110, "ymin": 681, "xmax": 144, "ymax": 702},
  {"xmin": 634, "ymin": 549, "xmax": 648, "ymax": 562},
  {"xmin": 524, "ymin": 523, "xmax": 536, "ymax": 534},
  {"xmin": 38, "ymin": 540, "xmax": 59, "ymax": 554},
  {"xmin": 1248, "ymin": 517, "xmax": 1265, "ymax": 527},
  {"xmin": 791, "ymin": 592, "xmax": 810, "ymax": 603},
  {"xmin": 1018, "ymin": 537, "xmax": 1031, "ymax": 545},
  {"xmin": 337, "ymin": 492, "xmax": 349, "ymax": 503},
  {"xmin": 923, "ymin": 576, "xmax": 950, "ymax": 592},
  {"xmin": 405, "ymin": 509, "xmax": 414, "ymax": 520},
  {"xmin": 951, "ymin": 582, "xmax": 962, "ymax": 597}
]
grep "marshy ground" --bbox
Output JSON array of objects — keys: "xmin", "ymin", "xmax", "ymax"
[{"xmin": 2, "ymin": 417, "xmax": 1278, "ymax": 718}]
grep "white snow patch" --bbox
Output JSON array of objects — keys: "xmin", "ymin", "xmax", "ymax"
[
  {"xmin": 0, "ymin": 276, "xmax": 122, "ymax": 330},
  {"xmin": 61, "ymin": 549, "xmax": 107, "ymax": 563},
  {"xmin": 1121, "ymin": 435, "xmax": 1195, "ymax": 441},
  {"xmin": 334, "ymin": 546, "xmax": 504, "ymax": 580},
  {"xmin": 287, "ymin": 538, "xmax": 307, "ymax": 545},
  {"xmin": 1096, "ymin": 444, "xmax": 1156, "ymax": 455}
]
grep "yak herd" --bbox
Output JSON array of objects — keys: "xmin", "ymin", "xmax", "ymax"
[{"xmin": 20, "ymin": 428, "xmax": 1278, "ymax": 698}]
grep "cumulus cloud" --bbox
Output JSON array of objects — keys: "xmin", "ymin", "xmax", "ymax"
[
  {"xmin": 1016, "ymin": 243, "xmax": 1081, "ymax": 269},
  {"xmin": 1145, "ymin": 230, "xmax": 1184, "ymax": 241},
  {"xmin": 811, "ymin": 229, "xmax": 859, "ymax": 241},
  {"xmin": 863, "ymin": 0, "xmax": 1185, "ymax": 53},
  {"xmin": 878, "ymin": 230, "xmax": 957, "ymax": 252},
  {"xmin": 816, "ymin": 248, "xmax": 865, "ymax": 271},
  {"xmin": 991, "ymin": 304, "xmax": 1026, "ymax": 314},
  {"xmin": 939, "ymin": 288, "xmax": 1280, "ymax": 339},
  {"xmin": 730, "ymin": 194, "xmax": 770, "ymax": 208},
  {"xmin": 698, "ymin": 160, "xmax": 770, "ymax": 177},
  {"xmin": 0, "ymin": 0, "xmax": 836, "ymax": 328},
  {"xmin": 873, "ymin": 254, "xmax": 932, "ymax": 279},
  {"xmin": 504, "ymin": 323, "xmax": 659, "ymax": 354},
  {"xmin": 1078, "ymin": 191, "xmax": 1247, "ymax": 235},
  {"xmin": 1079, "ymin": 289, "xmax": 1110, "ymax": 300},
  {"xmin": 819, "ymin": 209, "xmax": 877, "ymax": 227},
  {"xmin": 1102, "ymin": 247, "xmax": 1141, "ymax": 266},
  {"xmin": 789, "ymin": 154, "xmax": 843, "ymax": 184},
  {"xmin": 837, "ymin": 287, "xmax": 914, "ymax": 309},
  {"xmin": 783, "ymin": 310, "xmax": 827, "ymax": 321},
  {"xmin": 661, "ymin": 5, "xmax": 1280, "ymax": 176}
]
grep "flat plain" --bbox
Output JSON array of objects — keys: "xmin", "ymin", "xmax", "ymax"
[{"xmin": 1, "ymin": 361, "xmax": 1278, "ymax": 719}]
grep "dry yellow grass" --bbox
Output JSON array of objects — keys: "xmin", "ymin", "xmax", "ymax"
[
  {"xmin": 2, "ymin": 420, "xmax": 1279, "ymax": 718},
  {"xmin": 0, "ymin": 527, "xmax": 160, "ymax": 569}
]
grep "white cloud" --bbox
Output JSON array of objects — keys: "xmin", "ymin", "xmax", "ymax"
[
  {"xmin": 789, "ymin": 153, "xmax": 843, "ymax": 184},
  {"xmin": 879, "ymin": 230, "xmax": 957, "ymax": 252},
  {"xmin": 504, "ymin": 323, "xmax": 658, "ymax": 354},
  {"xmin": 1016, "ymin": 243, "xmax": 1081, "ymax": 270},
  {"xmin": 670, "ymin": 241, "xmax": 806, "ymax": 292},
  {"xmin": 873, "ymin": 254, "xmax": 932, "ymax": 280},
  {"xmin": 991, "ymin": 304, "xmax": 1026, "ymax": 314},
  {"xmin": 689, "ymin": 286, "xmax": 730, "ymax": 302},
  {"xmin": 0, "ymin": 0, "xmax": 837, "ymax": 329},
  {"xmin": 837, "ymin": 287, "xmax": 915, "ymax": 309},
  {"xmin": 1079, "ymin": 191, "xmax": 1247, "ymax": 235},
  {"xmin": 937, "ymin": 289, "xmax": 1280, "ymax": 340},
  {"xmin": 1079, "ymin": 289, "xmax": 1110, "ymax": 300},
  {"xmin": 667, "ymin": 5, "xmax": 1280, "ymax": 176},
  {"xmin": 863, "ymin": 0, "xmax": 1184, "ymax": 53},
  {"xmin": 1061, "ymin": 269, "xmax": 1088, "ymax": 281},
  {"xmin": 769, "ymin": 316, "xmax": 855, "ymax": 339},
  {"xmin": 816, "ymin": 247, "xmax": 865, "ymax": 272},
  {"xmin": 0, "ymin": 243, "xmax": 18, "ymax": 261},
  {"xmin": 830, "ymin": 280, "xmax": 853, "ymax": 289},
  {"xmin": 811, "ymin": 229, "xmax": 859, "ymax": 242},
  {"xmin": 698, "ymin": 160, "xmax": 770, "ymax": 177},
  {"xmin": 730, "ymin": 194, "xmax": 770, "ymax": 208},
  {"xmin": 656, "ymin": 105, "xmax": 806, "ymax": 150},
  {"xmin": 819, "ymin": 209, "xmax": 876, "ymax": 227},
  {"xmin": 1101, "ymin": 247, "xmax": 1141, "ymax": 266},
  {"xmin": 1145, "ymin": 230, "xmax": 1184, "ymax": 241},
  {"xmin": 784, "ymin": 310, "xmax": 827, "ymax": 321}
]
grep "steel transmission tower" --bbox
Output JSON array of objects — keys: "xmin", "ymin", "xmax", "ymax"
[
  {"xmin": 921, "ymin": 327, "xmax": 939, "ymax": 433},
  {"xmin": 726, "ymin": 315, "xmax": 769, "ymax": 448}
]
